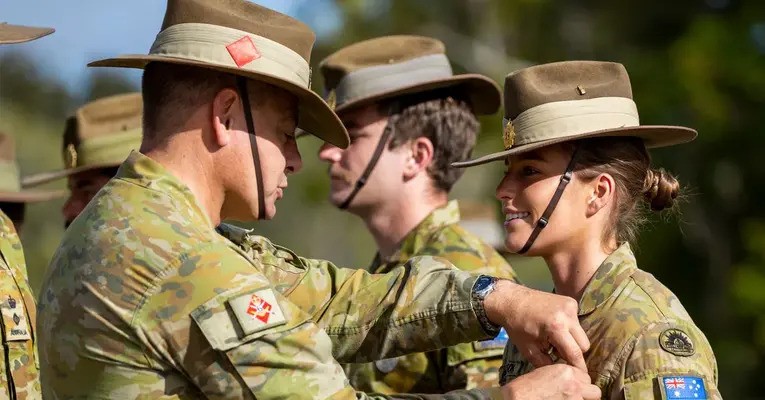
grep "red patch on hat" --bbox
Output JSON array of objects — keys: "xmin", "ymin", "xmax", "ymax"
[
  {"xmin": 246, "ymin": 294, "xmax": 272, "ymax": 323},
  {"xmin": 226, "ymin": 36, "xmax": 261, "ymax": 67}
]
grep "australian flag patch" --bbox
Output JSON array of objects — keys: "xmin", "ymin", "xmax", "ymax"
[
  {"xmin": 474, "ymin": 327, "xmax": 509, "ymax": 351},
  {"xmin": 660, "ymin": 375, "xmax": 707, "ymax": 399}
]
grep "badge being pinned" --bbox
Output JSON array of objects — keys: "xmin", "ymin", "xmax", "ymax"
[
  {"xmin": 229, "ymin": 288, "xmax": 286, "ymax": 336},
  {"xmin": 226, "ymin": 36, "xmax": 261, "ymax": 68}
]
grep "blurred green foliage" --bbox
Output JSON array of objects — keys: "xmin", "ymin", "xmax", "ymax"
[{"xmin": 1, "ymin": 0, "xmax": 763, "ymax": 397}]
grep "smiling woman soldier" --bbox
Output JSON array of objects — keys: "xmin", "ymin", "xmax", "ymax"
[{"xmin": 453, "ymin": 60, "xmax": 721, "ymax": 400}]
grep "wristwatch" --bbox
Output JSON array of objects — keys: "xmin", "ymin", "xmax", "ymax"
[{"xmin": 471, "ymin": 275, "xmax": 501, "ymax": 337}]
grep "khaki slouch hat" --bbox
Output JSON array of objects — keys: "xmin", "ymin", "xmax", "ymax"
[
  {"xmin": 320, "ymin": 35, "xmax": 501, "ymax": 115},
  {"xmin": 88, "ymin": 0, "xmax": 348, "ymax": 148},
  {"xmin": 23, "ymin": 93, "xmax": 143, "ymax": 187},
  {"xmin": 0, "ymin": 134, "xmax": 64, "ymax": 202},
  {"xmin": 454, "ymin": 60, "xmax": 697, "ymax": 167},
  {"xmin": 0, "ymin": 22, "xmax": 53, "ymax": 44}
]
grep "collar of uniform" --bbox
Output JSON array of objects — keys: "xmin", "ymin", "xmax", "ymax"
[
  {"xmin": 373, "ymin": 200, "xmax": 461, "ymax": 270},
  {"xmin": 577, "ymin": 242, "xmax": 638, "ymax": 316},
  {"xmin": 117, "ymin": 151, "xmax": 213, "ymax": 228}
]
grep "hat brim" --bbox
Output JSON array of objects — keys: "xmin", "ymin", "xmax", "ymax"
[
  {"xmin": 0, "ymin": 189, "xmax": 66, "ymax": 203},
  {"xmin": 334, "ymin": 74, "xmax": 501, "ymax": 116},
  {"xmin": 88, "ymin": 55, "xmax": 349, "ymax": 149},
  {"xmin": 0, "ymin": 23, "xmax": 54, "ymax": 44},
  {"xmin": 453, "ymin": 125, "xmax": 698, "ymax": 168},
  {"xmin": 21, "ymin": 162, "xmax": 122, "ymax": 187}
]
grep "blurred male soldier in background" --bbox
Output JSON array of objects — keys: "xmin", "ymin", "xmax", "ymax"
[
  {"xmin": 22, "ymin": 92, "xmax": 143, "ymax": 227},
  {"xmin": 0, "ymin": 21, "xmax": 56, "ymax": 400},
  {"xmin": 37, "ymin": 1, "xmax": 598, "ymax": 399},
  {"xmin": 316, "ymin": 35, "xmax": 518, "ymax": 393}
]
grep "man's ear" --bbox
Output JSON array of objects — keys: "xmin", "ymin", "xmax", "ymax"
[
  {"xmin": 211, "ymin": 88, "xmax": 239, "ymax": 147},
  {"xmin": 402, "ymin": 137, "xmax": 434, "ymax": 179},
  {"xmin": 586, "ymin": 172, "xmax": 615, "ymax": 217}
]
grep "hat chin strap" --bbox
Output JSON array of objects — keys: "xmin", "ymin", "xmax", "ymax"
[
  {"xmin": 338, "ymin": 108, "xmax": 400, "ymax": 210},
  {"xmin": 236, "ymin": 77, "xmax": 266, "ymax": 220},
  {"xmin": 517, "ymin": 146, "xmax": 580, "ymax": 255}
]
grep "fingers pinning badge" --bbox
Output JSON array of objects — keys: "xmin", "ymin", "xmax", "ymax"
[{"xmin": 545, "ymin": 344, "xmax": 560, "ymax": 362}]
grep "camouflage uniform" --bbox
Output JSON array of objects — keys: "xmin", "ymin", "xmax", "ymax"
[
  {"xmin": 499, "ymin": 244, "xmax": 721, "ymax": 399},
  {"xmin": 38, "ymin": 152, "xmax": 502, "ymax": 399},
  {"xmin": 332, "ymin": 201, "xmax": 514, "ymax": 393},
  {"xmin": 0, "ymin": 210, "xmax": 41, "ymax": 400}
]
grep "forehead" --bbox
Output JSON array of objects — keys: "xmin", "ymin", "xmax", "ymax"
[
  {"xmin": 338, "ymin": 103, "xmax": 387, "ymax": 129},
  {"xmin": 507, "ymin": 144, "xmax": 572, "ymax": 164}
]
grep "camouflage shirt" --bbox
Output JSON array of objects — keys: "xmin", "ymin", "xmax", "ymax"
[
  {"xmin": 37, "ymin": 152, "xmax": 500, "ymax": 400},
  {"xmin": 499, "ymin": 243, "xmax": 721, "ymax": 400},
  {"xmin": 0, "ymin": 210, "xmax": 40, "ymax": 400},
  {"xmin": 342, "ymin": 201, "xmax": 517, "ymax": 394}
]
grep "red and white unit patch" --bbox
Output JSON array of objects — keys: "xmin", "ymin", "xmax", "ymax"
[
  {"xmin": 246, "ymin": 293, "xmax": 273, "ymax": 323},
  {"xmin": 229, "ymin": 288, "xmax": 286, "ymax": 335}
]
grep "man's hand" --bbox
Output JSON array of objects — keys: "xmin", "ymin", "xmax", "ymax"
[
  {"xmin": 501, "ymin": 364, "xmax": 601, "ymax": 400},
  {"xmin": 484, "ymin": 280, "xmax": 589, "ymax": 370}
]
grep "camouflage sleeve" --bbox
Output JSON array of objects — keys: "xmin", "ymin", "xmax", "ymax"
[
  {"xmin": 296, "ymin": 255, "xmax": 491, "ymax": 363},
  {"xmin": 217, "ymin": 224, "xmax": 493, "ymax": 363},
  {"xmin": 447, "ymin": 340, "xmax": 505, "ymax": 389},
  {"xmin": 136, "ymin": 242, "xmax": 354, "ymax": 398},
  {"xmin": 137, "ymin": 240, "xmax": 497, "ymax": 400},
  {"xmin": 618, "ymin": 321, "xmax": 721, "ymax": 400}
]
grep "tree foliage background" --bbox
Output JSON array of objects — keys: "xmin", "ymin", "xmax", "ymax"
[{"xmin": 1, "ymin": 0, "xmax": 763, "ymax": 397}]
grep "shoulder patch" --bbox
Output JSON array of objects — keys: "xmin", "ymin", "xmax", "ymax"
[
  {"xmin": 659, "ymin": 375, "xmax": 707, "ymax": 399},
  {"xmin": 474, "ymin": 327, "xmax": 509, "ymax": 351},
  {"xmin": 229, "ymin": 289, "xmax": 287, "ymax": 335},
  {"xmin": 659, "ymin": 328, "xmax": 695, "ymax": 356}
]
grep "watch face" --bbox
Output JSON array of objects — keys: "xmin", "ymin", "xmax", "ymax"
[{"xmin": 475, "ymin": 275, "xmax": 494, "ymax": 292}]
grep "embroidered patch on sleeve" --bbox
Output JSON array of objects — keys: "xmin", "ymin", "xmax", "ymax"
[
  {"xmin": 659, "ymin": 328, "xmax": 695, "ymax": 356},
  {"xmin": 659, "ymin": 375, "xmax": 707, "ymax": 399},
  {"xmin": 226, "ymin": 36, "xmax": 261, "ymax": 68},
  {"xmin": 228, "ymin": 288, "xmax": 286, "ymax": 336},
  {"xmin": 474, "ymin": 327, "xmax": 509, "ymax": 351}
]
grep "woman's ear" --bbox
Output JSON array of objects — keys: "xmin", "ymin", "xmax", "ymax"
[{"xmin": 586, "ymin": 172, "xmax": 615, "ymax": 217}]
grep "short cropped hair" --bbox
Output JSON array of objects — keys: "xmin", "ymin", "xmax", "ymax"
[
  {"xmin": 384, "ymin": 89, "xmax": 480, "ymax": 192},
  {"xmin": 141, "ymin": 63, "xmax": 276, "ymax": 142}
]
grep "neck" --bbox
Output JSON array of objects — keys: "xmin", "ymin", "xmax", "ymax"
[
  {"xmin": 141, "ymin": 133, "xmax": 224, "ymax": 226},
  {"xmin": 360, "ymin": 190, "xmax": 448, "ymax": 259},
  {"xmin": 543, "ymin": 236, "xmax": 614, "ymax": 302}
]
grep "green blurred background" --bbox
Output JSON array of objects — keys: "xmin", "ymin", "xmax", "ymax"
[{"xmin": 2, "ymin": 0, "xmax": 764, "ymax": 397}]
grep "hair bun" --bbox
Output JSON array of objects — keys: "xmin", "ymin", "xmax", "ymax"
[{"xmin": 642, "ymin": 168, "xmax": 680, "ymax": 211}]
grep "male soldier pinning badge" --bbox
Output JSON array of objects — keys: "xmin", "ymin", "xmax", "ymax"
[
  {"xmin": 315, "ymin": 35, "xmax": 518, "ymax": 393},
  {"xmin": 22, "ymin": 93, "xmax": 143, "ymax": 227},
  {"xmin": 0, "ymin": 21, "xmax": 56, "ymax": 400},
  {"xmin": 37, "ymin": 1, "xmax": 597, "ymax": 399}
]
